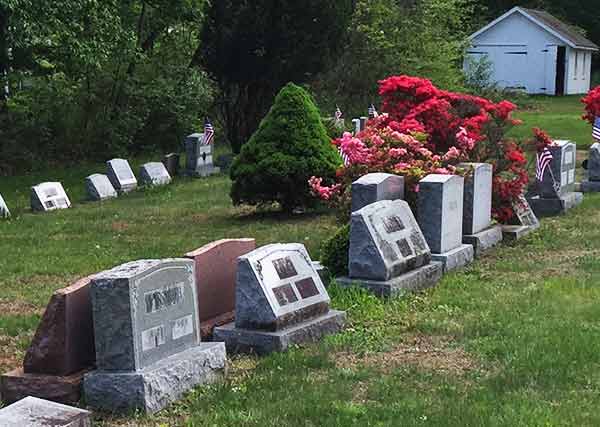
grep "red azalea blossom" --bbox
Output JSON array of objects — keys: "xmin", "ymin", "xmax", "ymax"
[{"xmin": 582, "ymin": 86, "xmax": 600, "ymax": 124}]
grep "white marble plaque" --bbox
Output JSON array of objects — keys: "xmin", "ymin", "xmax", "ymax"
[
  {"xmin": 31, "ymin": 182, "xmax": 71, "ymax": 212},
  {"xmin": 172, "ymin": 315, "xmax": 194, "ymax": 340},
  {"xmin": 142, "ymin": 325, "xmax": 166, "ymax": 352}
]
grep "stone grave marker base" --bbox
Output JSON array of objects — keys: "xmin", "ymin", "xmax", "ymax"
[
  {"xmin": 200, "ymin": 311, "xmax": 235, "ymax": 340},
  {"xmin": 336, "ymin": 261, "xmax": 443, "ymax": 298},
  {"xmin": 186, "ymin": 165, "xmax": 220, "ymax": 178},
  {"xmin": 463, "ymin": 225, "xmax": 503, "ymax": 257},
  {"xmin": 84, "ymin": 342, "xmax": 226, "ymax": 414},
  {"xmin": 0, "ymin": 368, "xmax": 88, "ymax": 405},
  {"xmin": 501, "ymin": 224, "xmax": 539, "ymax": 241},
  {"xmin": 527, "ymin": 192, "xmax": 583, "ymax": 217},
  {"xmin": 214, "ymin": 310, "xmax": 346, "ymax": 356},
  {"xmin": 431, "ymin": 244, "xmax": 474, "ymax": 273},
  {"xmin": 0, "ymin": 396, "xmax": 91, "ymax": 427},
  {"xmin": 580, "ymin": 181, "xmax": 600, "ymax": 193}
]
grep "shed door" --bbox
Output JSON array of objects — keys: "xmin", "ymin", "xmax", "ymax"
[{"xmin": 544, "ymin": 46, "xmax": 557, "ymax": 95}]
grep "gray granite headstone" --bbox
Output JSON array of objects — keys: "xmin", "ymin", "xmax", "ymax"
[
  {"xmin": 0, "ymin": 193, "xmax": 10, "ymax": 218},
  {"xmin": 417, "ymin": 174, "xmax": 464, "ymax": 254},
  {"xmin": 349, "ymin": 199, "xmax": 431, "ymax": 281},
  {"xmin": 140, "ymin": 162, "xmax": 172, "ymax": 187},
  {"xmin": 0, "ymin": 396, "xmax": 91, "ymax": 426},
  {"xmin": 184, "ymin": 134, "xmax": 220, "ymax": 177},
  {"xmin": 31, "ymin": 182, "xmax": 71, "ymax": 212},
  {"xmin": 106, "ymin": 158, "xmax": 137, "ymax": 193},
  {"xmin": 588, "ymin": 143, "xmax": 600, "ymax": 182},
  {"xmin": 459, "ymin": 163, "xmax": 492, "ymax": 235},
  {"xmin": 539, "ymin": 140, "xmax": 576, "ymax": 198},
  {"xmin": 85, "ymin": 173, "xmax": 117, "ymax": 201},
  {"xmin": 351, "ymin": 173, "xmax": 405, "ymax": 212},
  {"xmin": 162, "ymin": 153, "xmax": 180, "ymax": 177}
]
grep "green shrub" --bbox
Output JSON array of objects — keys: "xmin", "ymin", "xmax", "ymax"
[
  {"xmin": 230, "ymin": 83, "xmax": 339, "ymax": 211},
  {"xmin": 320, "ymin": 224, "xmax": 350, "ymax": 277}
]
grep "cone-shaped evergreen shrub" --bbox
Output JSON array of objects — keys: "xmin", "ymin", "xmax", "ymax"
[{"xmin": 230, "ymin": 83, "xmax": 339, "ymax": 211}]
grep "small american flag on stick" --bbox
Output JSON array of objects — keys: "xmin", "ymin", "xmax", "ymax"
[
  {"xmin": 339, "ymin": 146, "xmax": 350, "ymax": 167},
  {"xmin": 368, "ymin": 104, "xmax": 379, "ymax": 119},
  {"xmin": 335, "ymin": 105, "xmax": 343, "ymax": 121},
  {"xmin": 202, "ymin": 117, "xmax": 214, "ymax": 145},
  {"xmin": 535, "ymin": 147, "xmax": 553, "ymax": 182},
  {"xmin": 593, "ymin": 117, "xmax": 600, "ymax": 141}
]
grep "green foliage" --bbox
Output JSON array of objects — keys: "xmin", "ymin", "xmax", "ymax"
[
  {"xmin": 198, "ymin": 0, "xmax": 354, "ymax": 153},
  {"xmin": 230, "ymin": 83, "xmax": 339, "ymax": 211},
  {"xmin": 320, "ymin": 224, "xmax": 350, "ymax": 277}
]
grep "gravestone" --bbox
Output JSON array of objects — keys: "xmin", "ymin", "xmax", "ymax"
[
  {"xmin": 501, "ymin": 194, "xmax": 540, "ymax": 241},
  {"xmin": 106, "ymin": 158, "xmax": 137, "ymax": 193},
  {"xmin": 83, "ymin": 259, "xmax": 226, "ymax": 414},
  {"xmin": 184, "ymin": 134, "xmax": 220, "ymax": 177},
  {"xmin": 140, "ymin": 162, "xmax": 172, "ymax": 187},
  {"xmin": 1, "ymin": 277, "xmax": 95, "ymax": 404},
  {"xmin": 214, "ymin": 243, "xmax": 346, "ymax": 355},
  {"xmin": 352, "ymin": 118, "xmax": 361, "ymax": 135},
  {"xmin": 0, "ymin": 193, "xmax": 10, "ymax": 218},
  {"xmin": 581, "ymin": 143, "xmax": 600, "ymax": 192},
  {"xmin": 31, "ymin": 182, "xmax": 71, "ymax": 212},
  {"xmin": 417, "ymin": 174, "xmax": 473, "ymax": 272},
  {"xmin": 185, "ymin": 238, "xmax": 256, "ymax": 338},
  {"xmin": 162, "ymin": 153, "xmax": 180, "ymax": 177},
  {"xmin": 85, "ymin": 174, "xmax": 117, "ymax": 201},
  {"xmin": 528, "ymin": 140, "xmax": 582, "ymax": 216},
  {"xmin": 360, "ymin": 116, "xmax": 368, "ymax": 131},
  {"xmin": 459, "ymin": 163, "xmax": 503, "ymax": 256},
  {"xmin": 336, "ymin": 199, "xmax": 443, "ymax": 297},
  {"xmin": 0, "ymin": 396, "xmax": 91, "ymax": 427},
  {"xmin": 351, "ymin": 173, "xmax": 405, "ymax": 212}
]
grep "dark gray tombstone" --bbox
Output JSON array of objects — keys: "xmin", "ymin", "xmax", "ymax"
[
  {"xmin": 351, "ymin": 173, "xmax": 405, "ymax": 213},
  {"xmin": 336, "ymin": 199, "xmax": 443, "ymax": 297},
  {"xmin": 31, "ymin": 182, "xmax": 71, "ymax": 212},
  {"xmin": 214, "ymin": 243, "xmax": 345, "ymax": 355},
  {"xmin": 106, "ymin": 158, "xmax": 137, "ymax": 193},
  {"xmin": 502, "ymin": 194, "xmax": 540, "ymax": 241},
  {"xmin": 184, "ymin": 134, "xmax": 220, "ymax": 177},
  {"xmin": 162, "ymin": 153, "xmax": 180, "ymax": 177},
  {"xmin": 0, "ymin": 193, "xmax": 10, "ymax": 218},
  {"xmin": 417, "ymin": 174, "xmax": 473, "ymax": 272},
  {"xmin": 359, "ymin": 116, "xmax": 367, "ymax": 131},
  {"xmin": 459, "ymin": 163, "xmax": 503, "ymax": 256},
  {"xmin": 0, "ymin": 396, "xmax": 91, "ymax": 427},
  {"xmin": 85, "ymin": 174, "xmax": 117, "ymax": 201},
  {"xmin": 581, "ymin": 143, "xmax": 600, "ymax": 192},
  {"xmin": 83, "ymin": 259, "xmax": 226, "ymax": 414},
  {"xmin": 528, "ymin": 140, "xmax": 582, "ymax": 216},
  {"xmin": 140, "ymin": 162, "xmax": 171, "ymax": 187}
]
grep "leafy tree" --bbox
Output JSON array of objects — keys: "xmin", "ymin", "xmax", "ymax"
[
  {"xmin": 230, "ymin": 83, "xmax": 339, "ymax": 211},
  {"xmin": 197, "ymin": 0, "xmax": 354, "ymax": 154}
]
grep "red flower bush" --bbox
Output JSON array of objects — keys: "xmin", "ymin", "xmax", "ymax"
[
  {"xmin": 582, "ymin": 85, "xmax": 600, "ymax": 123},
  {"xmin": 311, "ymin": 76, "xmax": 540, "ymax": 222}
]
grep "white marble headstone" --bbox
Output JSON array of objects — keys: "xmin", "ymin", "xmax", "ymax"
[
  {"xmin": 107, "ymin": 158, "xmax": 138, "ymax": 193},
  {"xmin": 140, "ymin": 162, "xmax": 172, "ymax": 187},
  {"xmin": 0, "ymin": 193, "xmax": 10, "ymax": 218},
  {"xmin": 460, "ymin": 163, "xmax": 492, "ymax": 235},
  {"xmin": 31, "ymin": 182, "xmax": 71, "ymax": 212},
  {"xmin": 86, "ymin": 173, "xmax": 117, "ymax": 201}
]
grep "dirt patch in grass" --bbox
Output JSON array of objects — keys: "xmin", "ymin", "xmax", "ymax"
[
  {"xmin": 111, "ymin": 221, "xmax": 130, "ymax": 232},
  {"xmin": 0, "ymin": 299, "xmax": 42, "ymax": 316},
  {"xmin": 334, "ymin": 334, "xmax": 478, "ymax": 376},
  {"xmin": 0, "ymin": 335, "xmax": 27, "ymax": 372}
]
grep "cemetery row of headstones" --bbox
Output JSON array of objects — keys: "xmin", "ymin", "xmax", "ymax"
[
  {"xmin": 0, "ymin": 133, "xmax": 220, "ymax": 217},
  {"xmin": 0, "ymin": 237, "xmax": 344, "ymax": 420}
]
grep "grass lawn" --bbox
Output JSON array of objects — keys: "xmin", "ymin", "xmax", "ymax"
[{"xmin": 1, "ymin": 96, "xmax": 600, "ymax": 426}]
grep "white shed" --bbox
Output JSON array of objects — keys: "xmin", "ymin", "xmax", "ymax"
[{"xmin": 466, "ymin": 7, "xmax": 598, "ymax": 95}]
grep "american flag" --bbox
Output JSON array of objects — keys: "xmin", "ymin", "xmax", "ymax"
[
  {"xmin": 593, "ymin": 117, "xmax": 600, "ymax": 141},
  {"xmin": 368, "ymin": 104, "xmax": 378, "ymax": 119},
  {"xmin": 334, "ymin": 105, "xmax": 343, "ymax": 121},
  {"xmin": 339, "ymin": 146, "xmax": 350, "ymax": 167},
  {"xmin": 202, "ymin": 117, "xmax": 214, "ymax": 145},
  {"xmin": 535, "ymin": 147, "xmax": 553, "ymax": 182}
]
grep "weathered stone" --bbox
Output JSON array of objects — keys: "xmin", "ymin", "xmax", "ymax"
[
  {"xmin": 501, "ymin": 225, "xmax": 536, "ymax": 242},
  {"xmin": 351, "ymin": 173, "xmax": 405, "ymax": 212},
  {"xmin": 85, "ymin": 174, "xmax": 117, "ymax": 201},
  {"xmin": 0, "ymin": 193, "xmax": 10, "ymax": 218},
  {"xmin": 106, "ymin": 158, "xmax": 137, "ymax": 193},
  {"xmin": 0, "ymin": 396, "xmax": 91, "ymax": 427},
  {"xmin": 162, "ymin": 153, "xmax": 180, "ymax": 177},
  {"xmin": 214, "ymin": 310, "xmax": 346, "ymax": 355},
  {"xmin": 336, "ymin": 262, "xmax": 443, "ymax": 298},
  {"xmin": 140, "ymin": 162, "xmax": 172, "ymax": 187},
  {"xmin": 460, "ymin": 163, "xmax": 493, "ymax": 235},
  {"xmin": 538, "ymin": 140, "xmax": 577, "ymax": 198},
  {"xmin": 463, "ymin": 225, "xmax": 503, "ymax": 257},
  {"xmin": 84, "ymin": 342, "xmax": 226, "ymax": 414},
  {"xmin": 0, "ymin": 368, "xmax": 89, "ymax": 405},
  {"xmin": 349, "ymin": 200, "xmax": 431, "ymax": 281},
  {"xmin": 31, "ymin": 182, "xmax": 71, "ymax": 212},
  {"xmin": 24, "ymin": 277, "xmax": 95, "ymax": 376},
  {"xmin": 431, "ymin": 244, "xmax": 474, "ymax": 272},
  {"xmin": 588, "ymin": 142, "xmax": 600, "ymax": 181},
  {"xmin": 184, "ymin": 134, "xmax": 220, "ymax": 177},
  {"xmin": 185, "ymin": 238, "xmax": 256, "ymax": 337},
  {"xmin": 528, "ymin": 192, "xmax": 583, "ymax": 217}
]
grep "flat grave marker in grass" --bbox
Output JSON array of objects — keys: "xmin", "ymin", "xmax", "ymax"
[
  {"xmin": 337, "ymin": 199, "xmax": 443, "ymax": 297},
  {"xmin": 214, "ymin": 243, "xmax": 346, "ymax": 355},
  {"xmin": 418, "ymin": 174, "xmax": 474, "ymax": 272},
  {"xmin": 85, "ymin": 173, "xmax": 117, "ymax": 201},
  {"xmin": 30, "ymin": 182, "xmax": 71, "ymax": 212},
  {"xmin": 83, "ymin": 259, "xmax": 226, "ymax": 414},
  {"xmin": 139, "ymin": 161, "xmax": 172, "ymax": 187},
  {"xmin": 0, "ymin": 396, "xmax": 91, "ymax": 427},
  {"xmin": 351, "ymin": 173, "xmax": 405, "ymax": 213},
  {"xmin": 106, "ymin": 158, "xmax": 137, "ymax": 193},
  {"xmin": 502, "ymin": 194, "xmax": 541, "ymax": 241}
]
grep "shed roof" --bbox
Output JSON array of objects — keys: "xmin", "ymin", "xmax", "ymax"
[{"xmin": 470, "ymin": 7, "xmax": 599, "ymax": 51}]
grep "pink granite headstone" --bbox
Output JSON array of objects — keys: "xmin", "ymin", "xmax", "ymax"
[{"xmin": 185, "ymin": 238, "xmax": 256, "ymax": 337}]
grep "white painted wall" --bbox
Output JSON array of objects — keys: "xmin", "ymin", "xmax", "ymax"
[{"xmin": 565, "ymin": 48, "xmax": 592, "ymax": 94}]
